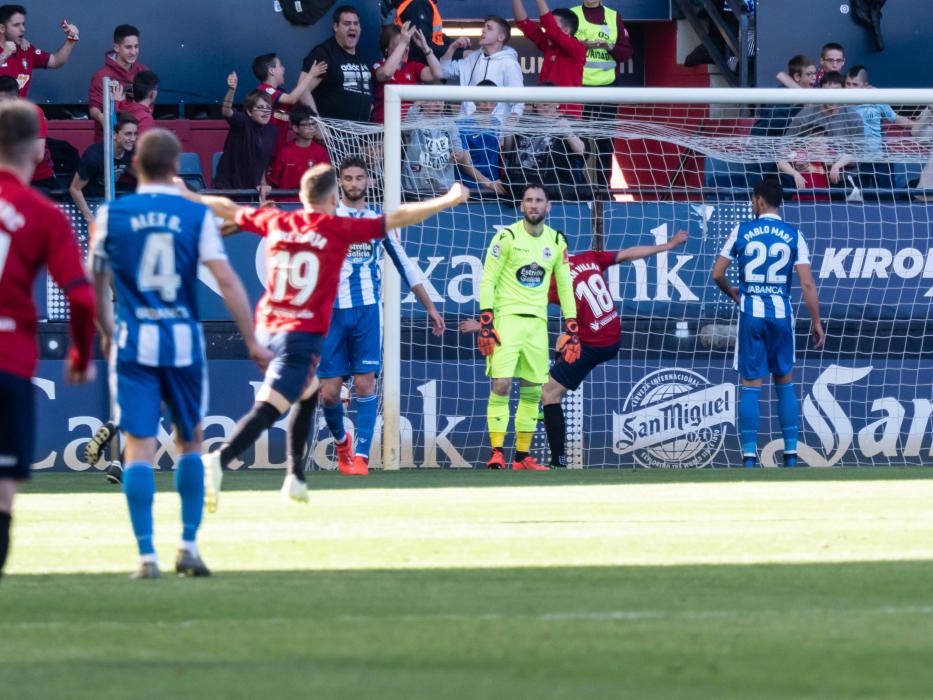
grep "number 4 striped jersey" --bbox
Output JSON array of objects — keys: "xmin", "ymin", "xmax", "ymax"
[
  {"xmin": 234, "ymin": 206, "xmax": 386, "ymax": 334},
  {"xmin": 548, "ymin": 251, "xmax": 620, "ymax": 347},
  {"xmin": 719, "ymin": 212, "xmax": 810, "ymax": 320}
]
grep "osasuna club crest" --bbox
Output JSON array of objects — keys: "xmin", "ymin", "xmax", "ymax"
[{"xmin": 613, "ymin": 369, "xmax": 735, "ymax": 468}]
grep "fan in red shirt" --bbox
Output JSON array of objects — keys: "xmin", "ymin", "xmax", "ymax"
[
  {"xmin": 253, "ymin": 52, "xmax": 325, "ymax": 153},
  {"xmin": 513, "ymin": 0, "xmax": 587, "ymax": 119},
  {"xmin": 0, "ymin": 100, "xmax": 95, "ymax": 576},
  {"xmin": 266, "ymin": 105, "xmax": 331, "ymax": 192},
  {"xmin": 88, "ymin": 24, "xmax": 147, "ymax": 142},
  {"xmin": 0, "ymin": 8, "xmax": 79, "ymax": 98},
  {"xmin": 371, "ymin": 22, "xmax": 443, "ymax": 123},
  {"xmin": 187, "ymin": 165, "xmax": 468, "ymax": 507}
]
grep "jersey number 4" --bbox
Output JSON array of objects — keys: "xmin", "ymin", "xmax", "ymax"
[
  {"xmin": 270, "ymin": 250, "xmax": 320, "ymax": 306},
  {"xmin": 138, "ymin": 233, "xmax": 182, "ymax": 302}
]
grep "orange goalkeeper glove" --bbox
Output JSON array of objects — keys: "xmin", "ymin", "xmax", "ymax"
[
  {"xmin": 477, "ymin": 309, "xmax": 501, "ymax": 357},
  {"xmin": 556, "ymin": 318, "xmax": 582, "ymax": 364}
]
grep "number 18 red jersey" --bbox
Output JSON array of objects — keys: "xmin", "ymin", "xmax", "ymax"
[{"xmin": 548, "ymin": 250, "xmax": 621, "ymax": 347}]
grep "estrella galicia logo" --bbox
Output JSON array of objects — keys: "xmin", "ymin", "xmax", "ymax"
[
  {"xmin": 346, "ymin": 242, "xmax": 374, "ymax": 261},
  {"xmin": 613, "ymin": 369, "xmax": 735, "ymax": 468},
  {"xmin": 516, "ymin": 262, "xmax": 544, "ymax": 287}
]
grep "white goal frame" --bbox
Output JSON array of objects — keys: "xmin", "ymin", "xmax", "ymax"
[{"xmin": 381, "ymin": 85, "xmax": 933, "ymax": 470}]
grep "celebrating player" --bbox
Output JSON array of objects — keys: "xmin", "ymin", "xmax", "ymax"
[
  {"xmin": 478, "ymin": 183, "xmax": 578, "ymax": 471},
  {"xmin": 90, "ymin": 129, "xmax": 270, "ymax": 579},
  {"xmin": 188, "ymin": 165, "xmax": 468, "ymax": 506},
  {"xmin": 712, "ymin": 178, "xmax": 825, "ymax": 468},
  {"xmin": 317, "ymin": 156, "xmax": 446, "ymax": 476},
  {"xmin": 0, "ymin": 100, "xmax": 95, "ymax": 578}
]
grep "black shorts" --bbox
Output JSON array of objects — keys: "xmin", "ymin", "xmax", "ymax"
[
  {"xmin": 0, "ymin": 371, "xmax": 35, "ymax": 480},
  {"xmin": 549, "ymin": 341, "xmax": 621, "ymax": 392}
]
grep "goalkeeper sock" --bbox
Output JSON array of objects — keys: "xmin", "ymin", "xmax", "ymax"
[
  {"xmin": 738, "ymin": 386, "xmax": 762, "ymax": 457},
  {"xmin": 0, "ymin": 511, "xmax": 10, "ymax": 576},
  {"xmin": 513, "ymin": 386, "xmax": 542, "ymax": 461},
  {"xmin": 775, "ymin": 382, "xmax": 799, "ymax": 454},
  {"xmin": 354, "ymin": 393, "xmax": 378, "ymax": 459},
  {"xmin": 220, "ymin": 402, "xmax": 282, "ymax": 467},
  {"xmin": 514, "ymin": 431, "xmax": 532, "ymax": 462},
  {"xmin": 287, "ymin": 394, "xmax": 318, "ymax": 481},
  {"xmin": 322, "ymin": 400, "xmax": 346, "ymax": 443},
  {"xmin": 174, "ymin": 452, "xmax": 204, "ymax": 545},
  {"xmin": 123, "ymin": 462, "xmax": 156, "ymax": 557},
  {"xmin": 487, "ymin": 392, "xmax": 510, "ymax": 448},
  {"xmin": 543, "ymin": 403, "xmax": 566, "ymax": 467}
]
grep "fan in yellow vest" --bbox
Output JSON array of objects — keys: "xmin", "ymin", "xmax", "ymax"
[{"xmin": 570, "ymin": 1, "xmax": 633, "ymax": 86}]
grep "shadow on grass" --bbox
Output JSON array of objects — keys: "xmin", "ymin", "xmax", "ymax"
[{"xmin": 20, "ymin": 465, "xmax": 933, "ymax": 494}]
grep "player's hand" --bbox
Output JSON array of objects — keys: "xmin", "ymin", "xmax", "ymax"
[
  {"xmin": 556, "ymin": 318, "xmax": 582, "ymax": 364},
  {"xmin": 445, "ymin": 182, "xmax": 470, "ymax": 206},
  {"xmin": 248, "ymin": 341, "xmax": 275, "ymax": 372},
  {"xmin": 99, "ymin": 333, "xmax": 112, "ymax": 360},
  {"xmin": 459, "ymin": 318, "xmax": 481, "ymax": 334},
  {"xmin": 65, "ymin": 357, "xmax": 96, "ymax": 385},
  {"xmin": 477, "ymin": 309, "xmax": 500, "ymax": 357},
  {"xmin": 811, "ymin": 321, "xmax": 825, "ymax": 349},
  {"xmin": 668, "ymin": 229, "xmax": 689, "ymax": 249},
  {"xmin": 428, "ymin": 308, "xmax": 446, "ymax": 336},
  {"xmin": 227, "ymin": 71, "xmax": 238, "ymax": 91}
]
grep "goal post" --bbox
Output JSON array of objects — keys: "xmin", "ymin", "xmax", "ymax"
[{"xmin": 368, "ymin": 85, "xmax": 933, "ymax": 469}]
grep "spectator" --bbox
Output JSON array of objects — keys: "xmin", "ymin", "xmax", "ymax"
[
  {"xmin": 89, "ymin": 25, "xmax": 148, "ymax": 142},
  {"xmin": 512, "ymin": 0, "xmax": 586, "ymax": 119},
  {"xmin": 252, "ymin": 52, "xmax": 324, "ymax": 150},
  {"xmin": 502, "ymin": 98, "xmax": 588, "ymax": 199},
  {"xmin": 778, "ymin": 43, "xmax": 845, "ymax": 89},
  {"xmin": 69, "ymin": 113, "xmax": 138, "ymax": 226},
  {"xmin": 0, "ymin": 74, "xmax": 54, "ymax": 190},
  {"xmin": 753, "ymin": 55, "xmax": 816, "ymax": 138},
  {"xmin": 391, "ymin": 0, "xmax": 450, "ymax": 64},
  {"xmin": 115, "ymin": 70, "xmax": 159, "ymax": 137},
  {"xmin": 845, "ymin": 65, "xmax": 916, "ymax": 191},
  {"xmin": 402, "ymin": 100, "xmax": 475, "ymax": 195},
  {"xmin": 267, "ymin": 105, "xmax": 331, "ymax": 190},
  {"xmin": 214, "ymin": 72, "xmax": 278, "ymax": 191},
  {"xmin": 777, "ymin": 125, "xmax": 838, "ymax": 200},
  {"xmin": 372, "ymin": 23, "xmax": 442, "ymax": 124},
  {"xmin": 440, "ymin": 15, "xmax": 523, "ymax": 122},
  {"xmin": 911, "ymin": 106, "xmax": 933, "ymax": 193},
  {"xmin": 456, "ymin": 80, "xmax": 506, "ymax": 195},
  {"xmin": 786, "ymin": 72, "xmax": 862, "ymax": 188},
  {"xmin": 0, "ymin": 5, "xmax": 78, "ymax": 97},
  {"xmin": 299, "ymin": 6, "xmax": 373, "ymax": 122}
]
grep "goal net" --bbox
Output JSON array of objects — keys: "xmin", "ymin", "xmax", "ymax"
[{"xmin": 317, "ymin": 86, "xmax": 933, "ymax": 469}]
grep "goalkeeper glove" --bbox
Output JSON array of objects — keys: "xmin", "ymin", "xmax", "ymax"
[
  {"xmin": 477, "ymin": 309, "xmax": 501, "ymax": 357},
  {"xmin": 556, "ymin": 318, "xmax": 582, "ymax": 364}
]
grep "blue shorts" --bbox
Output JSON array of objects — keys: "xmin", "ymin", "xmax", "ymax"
[
  {"xmin": 735, "ymin": 313, "xmax": 796, "ymax": 380},
  {"xmin": 549, "ymin": 341, "xmax": 621, "ymax": 392},
  {"xmin": 261, "ymin": 330, "xmax": 323, "ymax": 403},
  {"xmin": 0, "ymin": 371, "xmax": 35, "ymax": 480},
  {"xmin": 318, "ymin": 305, "xmax": 382, "ymax": 379},
  {"xmin": 113, "ymin": 360, "xmax": 207, "ymax": 442}
]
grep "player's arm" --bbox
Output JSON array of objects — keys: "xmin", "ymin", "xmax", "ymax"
[
  {"xmin": 88, "ymin": 207, "xmax": 116, "ymax": 362},
  {"xmin": 476, "ymin": 231, "xmax": 511, "ymax": 356},
  {"xmin": 614, "ymin": 229, "xmax": 688, "ymax": 263},
  {"xmin": 181, "ymin": 190, "xmax": 241, "ymax": 223},
  {"xmin": 384, "ymin": 183, "xmax": 470, "ymax": 230},
  {"xmin": 552, "ymin": 246, "xmax": 582, "ymax": 364},
  {"xmin": 711, "ymin": 255, "xmax": 739, "ymax": 305},
  {"xmin": 383, "ymin": 233, "xmax": 445, "ymax": 335},
  {"xmin": 794, "ymin": 233, "xmax": 824, "ymax": 348}
]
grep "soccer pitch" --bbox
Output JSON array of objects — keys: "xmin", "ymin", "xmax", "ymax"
[{"xmin": 4, "ymin": 469, "xmax": 933, "ymax": 699}]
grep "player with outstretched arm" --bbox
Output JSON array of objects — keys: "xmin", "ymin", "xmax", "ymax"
[{"xmin": 711, "ymin": 178, "xmax": 825, "ymax": 468}]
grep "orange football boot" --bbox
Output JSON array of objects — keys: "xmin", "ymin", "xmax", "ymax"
[{"xmin": 511, "ymin": 456, "xmax": 550, "ymax": 471}]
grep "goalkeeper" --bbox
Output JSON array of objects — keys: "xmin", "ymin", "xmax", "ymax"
[{"xmin": 477, "ymin": 183, "xmax": 579, "ymax": 470}]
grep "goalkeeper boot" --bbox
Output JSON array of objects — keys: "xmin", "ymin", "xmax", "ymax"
[
  {"xmin": 85, "ymin": 421, "xmax": 116, "ymax": 467},
  {"xmin": 783, "ymin": 452, "xmax": 799, "ymax": 468},
  {"xmin": 175, "ymin": 549, "xmax": 211, "ymax": 577},
  {"xmin": 203, "ymin": 452, "xmax": 223, "ymax": 514},
  {"xmin": 130, "ymin": 561, "xmax": 160, "ymax": 580},
  {"xmin": 742, "ymin": 454, "xmax": 758, "ymax": 469},
  {"xmin": 347, "ymin": 455, "xmax": 369, "ymax": 476},
  {"xmin": 512, "ymin": 456, "xmax": 550, "ymax": 471},
  {"xmin": 485, "ymin": 448, "xmax": 506, "ymax": 470},
  {"xmin": 336, "ymin": 430, "xmax": 355, "ymax": 474},
  {"xmin": 282, "ymin": 473, "xmax": 309, "ymax": 503},
  {"xmin": 105, "ymin": 460, "xmax": 124, "ymax": 485}
]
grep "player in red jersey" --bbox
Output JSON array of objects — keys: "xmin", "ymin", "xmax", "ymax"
[
  {"xmin": 184, "ymin": 164, "xmax": 468, "ymax": 507},
  {"xmin": 0, "ymin": 100, "xmax": 95, "ymax": 576}
]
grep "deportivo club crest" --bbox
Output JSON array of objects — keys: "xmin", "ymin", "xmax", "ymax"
[
  {"xmin": 542, "ymin": 247, "xmax": 553, "ymax": 260},
  {"xmin": 613, "ymin": 369, "xmax": 735, "ymax": 468}
]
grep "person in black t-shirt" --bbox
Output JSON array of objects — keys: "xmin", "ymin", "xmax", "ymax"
[
  {"xmin": 214, "ymin": 70, "xmax": 278, "ymax": 191},
  {"xmin": 69, "ymin": 112, "xmax": 138, "ymax": 225},
  {"xmin": 299, "ymin": 5, "xmax": 373, "ymax": 122}
]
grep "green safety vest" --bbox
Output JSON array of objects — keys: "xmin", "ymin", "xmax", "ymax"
[{"xmin": 571, "ymin": 5, "xmax": 619, "ymax": 86}]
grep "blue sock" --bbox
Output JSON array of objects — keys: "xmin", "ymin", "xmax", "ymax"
[
  {"xmin": 775, "ymin": 382, "xmax": 799, "ymax": 454},
  {"xmin": 738, "ymin": 386, "xmax": 762, "ymax": 457},
  {"xmin": 323, "ymin": 400, "xmax": 346, "ymax": 443},
  {"xmin": 174, "ymin": 452, "xmax": 204, "ymax": 543},
  {"xmin": 354, "ymin": 394, "xmax": 378, "ymax": 459},
  {"xmin": 123, "ymin": 462, "xmax": 156, "ymax": 556}
]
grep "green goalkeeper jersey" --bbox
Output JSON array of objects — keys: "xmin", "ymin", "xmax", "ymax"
[{"xmin": 479, "ymin": 220, "xmax": 576, "ymax": 321}]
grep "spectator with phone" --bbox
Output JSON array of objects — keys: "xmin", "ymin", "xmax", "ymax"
[{"xmin": 0, "ymin": 6, "xmax": 79, "ymax": 97}]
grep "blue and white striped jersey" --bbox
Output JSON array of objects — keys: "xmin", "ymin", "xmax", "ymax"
[
  {"xmin": 92, "ymin": 185, "xmax": 227, "ymax": 367},
  {"xmin": 334, "ymin": 201, "xmax": 424, "ymax": 309},
  {"xmin": 720, "ymin": 213, "xmax": 811, "ymax": 319}
]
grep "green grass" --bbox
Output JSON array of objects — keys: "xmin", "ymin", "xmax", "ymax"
[{"xmin": 4, "ymin": 469, "xmax": 933, "ymax": 699}]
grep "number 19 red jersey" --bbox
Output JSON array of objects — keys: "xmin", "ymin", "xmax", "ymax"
[
  {"xmin": 235, "ymin": 206, "xmax": 386, "ymax": 334},
  {"xmin": 548, "ymin": 250, "xmax": 621, "ymax": 347}
]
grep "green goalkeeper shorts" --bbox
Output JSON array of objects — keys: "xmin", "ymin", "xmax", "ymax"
[{"xmin": 486, "ymin": 314, "xmax": 549, "ymax": 384}]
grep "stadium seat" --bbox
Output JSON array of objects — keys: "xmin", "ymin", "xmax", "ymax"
[
  {"xmin": 179, "ymin": 152, "xmax": 205, "ymax": 191},
  {"xmin": 212, "ymin": 152, "xmax": 223, "ymax": 180}
]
